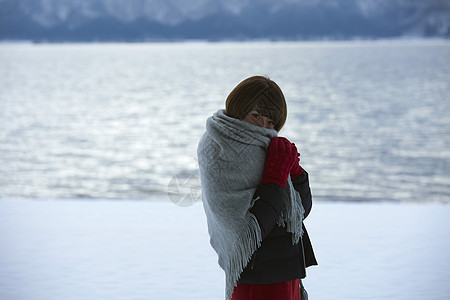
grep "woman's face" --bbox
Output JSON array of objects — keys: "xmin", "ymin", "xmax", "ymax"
[{"xmin": 242, "ymin": 108, "xmax": 275, "ymax": 130}]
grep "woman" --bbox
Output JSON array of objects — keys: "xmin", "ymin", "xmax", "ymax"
[{"xmin": 197, "ymin": 76, "xmax": 317, "ymax": 300}]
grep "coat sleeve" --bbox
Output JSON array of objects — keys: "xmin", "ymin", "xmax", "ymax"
[
  {"xmin": 249, "ymin": 183, "xmax": 288, "ymax": 239},
  {"xmin": 291, "ymin": 170, "xmax": 312, "ymax": 219}
]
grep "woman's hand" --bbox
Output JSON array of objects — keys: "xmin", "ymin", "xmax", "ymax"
[
  {"xmin": 290, "ymin": 144, "xmax": 304, "ymax": 179},
  {"xmin": 261, "ymin": 137, "xmax": 297, "ymax": 188}
]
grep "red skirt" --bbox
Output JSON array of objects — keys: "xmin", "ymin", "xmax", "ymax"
[{"xmin": 231, "ymin": 279, "xmax": 301, "ymax": 300}]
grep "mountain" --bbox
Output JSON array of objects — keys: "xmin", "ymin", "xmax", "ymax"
[{"xmin": 1, "ymin": 0, "xmax": 449, "ymax": 42}]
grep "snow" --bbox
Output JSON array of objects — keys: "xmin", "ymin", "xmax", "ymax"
[{"xmin": 0, "ymin": 199, "xmax": 449, "ymax": 300}]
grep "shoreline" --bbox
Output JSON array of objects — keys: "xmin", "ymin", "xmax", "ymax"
[{"xmin": 1, "ymin": 199, "xmax": 449, "ymax": 299}]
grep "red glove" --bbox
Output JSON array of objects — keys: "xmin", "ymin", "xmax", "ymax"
[
  {"xmin": 290, "ymin": 144, "xmax": 304, "ymax": 179},
  {"xmin": 261, "ymin": 137, "xmax": 297, "ymax": 188}
]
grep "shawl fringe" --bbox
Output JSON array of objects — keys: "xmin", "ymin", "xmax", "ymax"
[{"xmin": 225, "ymin": 214, "xmax": 262, "ymax": 300}]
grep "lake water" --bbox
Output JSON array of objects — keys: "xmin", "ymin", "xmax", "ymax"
[{"xmin": 0, "ymin": 40, "xmax": 449, "ymax": 203}]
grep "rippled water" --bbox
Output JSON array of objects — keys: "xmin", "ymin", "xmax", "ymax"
[{"xmin": 0, "ymin": 40, "xmax": 449, "ymax": 202}]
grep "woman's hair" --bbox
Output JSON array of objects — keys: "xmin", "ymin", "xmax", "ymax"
[{"xmin": 225, "ymin": 76, "xmax": 287, "ymax": 131}]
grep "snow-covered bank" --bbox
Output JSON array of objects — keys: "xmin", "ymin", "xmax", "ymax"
[{"xmin": 0, "ymin": 200, "xmax": 449, "ymax": 300}]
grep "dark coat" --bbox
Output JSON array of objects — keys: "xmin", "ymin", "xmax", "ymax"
[{"xmin": 238, "ymin": 170, "xmax": 318, "ymax": 284}]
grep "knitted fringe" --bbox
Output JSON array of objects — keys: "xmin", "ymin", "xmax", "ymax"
[
  {"xmin": 225, "ymin": 213, "xmax": 262, "ymax": 300},
  {"xmin": 276, "ymin": 178, "xmax": 305, "ymax": 245}
]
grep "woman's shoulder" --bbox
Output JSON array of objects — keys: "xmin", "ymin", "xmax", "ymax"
[
  {"xmin": 197, "ymin": 132, "xmax": 229, "ymax": 166},
  {"xmin": 198, "ymin": 132, "xmax": 219, "ymax": 156}
]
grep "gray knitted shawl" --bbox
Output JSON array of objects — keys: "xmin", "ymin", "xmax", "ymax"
[{"xmin": 197, "ymin": 109, "xmax": 304, "ymax": 300}]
